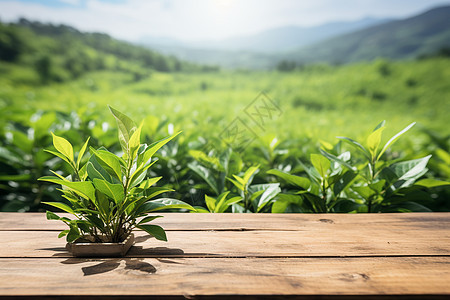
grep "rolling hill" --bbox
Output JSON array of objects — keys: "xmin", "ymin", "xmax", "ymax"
[
  {"xmin": 140, "ymin": 17, "xmax": 390, "ymax": 53},
  {"xmin": 0, "ymin": 19, "xmax": 204, "ymax": 84},
  {"xmin": 287, "ymin": 5, "xmax": 450, "ymax": 64}
]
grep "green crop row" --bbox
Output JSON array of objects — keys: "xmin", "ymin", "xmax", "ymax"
[
  {"xmin": 1, "ymin": 105, "xmax": 449, "ymax": 213},
  {"xmin": 1, "ymin": 57, "xmax": 449, "ymax": 212}
]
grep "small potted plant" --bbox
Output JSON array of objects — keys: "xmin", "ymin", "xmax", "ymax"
[{"xmin": 39, "ymin": 106, "xmax": 193, "ymax": 257}]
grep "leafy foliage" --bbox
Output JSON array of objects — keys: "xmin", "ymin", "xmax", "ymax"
[
  {"xmin": 267, "ymin": 121, "xmax": 446, "ymax": 213},
  {"xmin": 39, "ymin": 107, "xmax": 193, "ymax": 243},
  {"xmin": 0, "ymin": 22, "xmax": 449, "ymax": 213}
]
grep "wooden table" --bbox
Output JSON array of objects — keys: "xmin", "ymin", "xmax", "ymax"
[{"xmin": 0, "ymin": 212, "xmax": 449, "ymax": 299}]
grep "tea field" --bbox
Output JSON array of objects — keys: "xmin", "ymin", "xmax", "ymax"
[{"xmin": 1, "ymin": 57, "xmax": 450, "ymax": 213}]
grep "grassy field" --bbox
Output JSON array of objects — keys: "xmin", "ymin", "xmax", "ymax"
[
  {"xmin": 1, "ymin": 57, "xmax": 449, "ymax": 212},
  {"xmin": 2, "ymin": 58, "xmax": 449, "ymax": 139}
]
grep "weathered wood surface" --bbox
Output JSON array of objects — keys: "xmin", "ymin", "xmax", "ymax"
[
  {"xmin": 0, "ymin": 257, "xmax": 449, "ymax": 296},
  {"xmin": 0, "ymin": 212, "xmax": 449, "ymax": 298},
  {"xmin": 0, "ymin": 228, "xmax": 449, "ymax": 258},
  {"xmin": 1, "ymin": 212, "xmax": 449, "ymax": 231}
]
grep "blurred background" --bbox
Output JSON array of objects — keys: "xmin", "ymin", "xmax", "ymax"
[{"xmin": 0, "ymin": 0, "xmax": 449, "ymax": 212}]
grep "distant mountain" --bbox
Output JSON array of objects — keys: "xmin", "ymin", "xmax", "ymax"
[
  {"xmin": 287, "ymin": 5, "xmax": 450, "ymax": 64},
  {"xmin": 207, "ymin": 17, "xmax": 393, "ymax": 53},
  {"xmin": 139, "ymin": 6, "xmax": 450, "ymax": 69},
  {"xmin": 138, "ymin": 17, "xmax": 391, "ymax": 69}
]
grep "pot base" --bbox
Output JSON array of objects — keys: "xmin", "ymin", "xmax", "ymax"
[{"xmin": 66, "ymin": 234, "xmax": 135, "ymax": 257}]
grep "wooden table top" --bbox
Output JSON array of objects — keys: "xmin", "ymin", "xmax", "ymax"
[{"xmin": 0, "ymin": 212, "xmax": 449, "ymax": 299}]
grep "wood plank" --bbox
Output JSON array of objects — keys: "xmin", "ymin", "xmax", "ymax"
[
  {"xmin": 1, "ymin": 212, "xmax": 449, "ymax": 231},
  {"xmin": 0, "ymin": 257, "xmax": 449, "ymax": 297},
  {"xmin": 1, "ymin": 227, "xmax": 448, "ymax": 258}
]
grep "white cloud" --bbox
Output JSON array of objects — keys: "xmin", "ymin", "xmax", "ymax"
[{"xmin": 0, "ymin": 0, "xmax": 448, "ymax": 42}]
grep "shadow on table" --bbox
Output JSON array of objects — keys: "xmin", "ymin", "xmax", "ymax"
[
  {"xmin": 35, "ymin": 246, "xmax": 187, "ymax": 276},
  {"xmin": 36, "ymin": 234, "xmax": 221, "ymax": 276},
  {"xmin": 60, "ymin": 257, "xmax": 159, "ymax": 276}
]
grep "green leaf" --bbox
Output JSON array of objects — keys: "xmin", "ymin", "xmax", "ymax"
[
  {"xmin": 188, "ymin": 162, "xmax": 219, "ymax": 195},
  {"xmin": 109, "ymin": 106, "xmax": 137, "ymax": 154},
  {"xmin": 136, "ymin": 198, "xmax": 194, "ymax": 214},
  {"xmin": 217, "ymin": 196, "xmax": 241, "ymax": 213},
  {"xmin": 232, "ymin": 174, "xmax": 245, "ymax": 186},
  {"xmin": 39, "ymin": 176, "xmax": 96, "ymax": 201},
  {"xmin": 92, "ymin": 178, "xmax": 124, "ymax": 204},
  {"xmin": 271, "ymin": 193, "xmax": 303, "ymax": 213},
  {"xmin": 271, "ymin": 199, "xmax": 289, "ymax": 213},
  {"xmin": 367, "ymin": 126, "xmax": 385, "ymax": 159},
  {"xmin": 297, "ymin": 159, "xmax": 321, "ymax": 184},
  {"xmin": 138, "ymin": 215, "xmax": 163, "ymax": 225},
  {"xmin": 85, "ymin": 215, "xmax": 105, "ymax": 231},
  {"xmin": 218, "ymin": 148, "xmax": 232, "ymax": 174},
  {"xmin": 46, "ymin": 210, "xmax": 61, "ymax": 220},
  {"xmin": 387, "ymin": 201, "xmax": 432, "ymax": 212},
  {"xmin": 137, "ymin": 224, "xmax": 167, "ymax": 241},
  {"xmin": 377, "ymin": 122, "xmax": 415, "ymax": 160},
  {"xmin": 333, "ymin": 170, "xmax": 357, "ymax": 196},
  {"xmin": 319, "ymin": 149, "xmax": 356, "ymax": 171},
  {"xmin": 369, "ymin": 180, "xmax": 386, "ymax": 193},
  {"xmin": 44, "ymin": 150, "xmax": 71, "ymax": 165},
  {"xmin": 144, "ymin": 186, "xmax": 175, "ymax": 200},
  {"xmin": 128, "ymin": 160, "xmax": 157, "ymax": 188},
  {"xmin": 67, "ymin": 224, "xmax": 80, "ymax": 243},
  {"xmin": 50, "ymin": 170, "xmax": 67, "ymax": 181},
  {"xmin": 242, "ymin": 166, "xmax": 259, "ymax": 187},
  {"xmin": 415, "ymin": 178, "xmax": 450, "ymax": 188},
  {"xmin": 129, "ymin": 123, "xmax": 143, "ymax": 159},
  {"xmin": 373, "ymin": 120, "xmax": 386, "ymax": 131},
  {"xmin": 353, "ymin": 185, "xmax": 376, "ymax": 201},
  {"xmin": 42, "ymin": 202, "xmax": 75, "ymax": 214},
  {"xmin": 391, "ymin": 155, "xmax": 432, "ymax": 181},
  {"xmin": 51, "ymin": 133, "xmax": 74, "ymax": 162},
  {"xmin": 138, "ymin": 177, "xmax": 162, "ymax": 190},
  {"xmin": 227, "ymin": 176, "xmax": 244, "ymax": 191},
  {"xmin": 303, "ymin": 192, "xmax": 327, "ymax": 213},
  {"xmin": 267, "ymin": 169, "xmax": 310, "ymax": 189},
  {"xmin": 0, "ymin": 174, "xmax": 31, "ymax": 181},
  {"xmin": 139, "ymin": 132, "xmax": 181, "ymax": 168},
  {"xmin": 332, "ymin": 199, "xmax": 361, "ymax": 213},
  {"xmin": 95, "ymin": 190, "xmax": 111, "ymax": 218},
  {"xmin": 58, "ymin": 230, "xmax": 69, "ymax": 239},
  {"xmin": 310, "ymin": 154, "xmax": 330, "ymax": 178},
  {"xmin": 337, "ymin": 136, "xmax": 370, "ymax": 159},
  {"xmin": 86, "ymin": 161, "xmax": 113, "ymax": 183},
  {"xmin": 77, "ymin": 137, "xmax": 90, "ymax": 169},
  {"xmin": 214, "ymin": 191, "xmax": 232, "ymax": 213},
  {"xmin": 250, "ymin": 183, "xmax": 281, "ymax": 212},
  {"xmin": 205, "ymin": 194, "xmax": 216, "ymax": 212},
  {"xmin": 193, "ymin": 206, "xmax": 210, "ymax": 213},
  {"xmin": 91, "ymin": 149, "xmax": 123, "ymax": 181}
]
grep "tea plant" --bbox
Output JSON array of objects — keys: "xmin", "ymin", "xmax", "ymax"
[
  {"xmin": 39, "ymin": 107, "xmax": 193, "ymax": 243},
  {"xmin": 269, "ymin": 121, "xmax": 437, "ymax": 213},
  {"xmin": 194, "ymin": 192, "xmax": 242, "ymax": 213},
  {"xmin": 188, "ymin": 146, "xmax": 242, "ymax": 196},
  {"xmin": 227, "ymin": 165, "xmax": 281, "ymax": 213},
  {"xmin": 323, "ymin": 121, "xmax": 436, "ymax": 212},
  {"xmin": 268, "ymin": 150, "xmax": 358, "ymax": 213}
]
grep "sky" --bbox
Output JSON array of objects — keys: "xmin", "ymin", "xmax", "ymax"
[{"xmin": 0, "ymin": 0, "xmax": 449, "ymax": 42}]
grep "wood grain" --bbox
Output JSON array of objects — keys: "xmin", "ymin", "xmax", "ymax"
[
  {"xmin": 1, "ymin": 212, "xmax": 449, "ymax": 231},
  {"xmin": 1, "ymin": 212, "xmax": 449, "ymax": 298},
  {"xmin": 0, "ymin": 257, "xmax": 449, "ymax": 296},
  {"xmin": 0, "ymin": 226, "xmax": 448, "ymax": 258}
]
